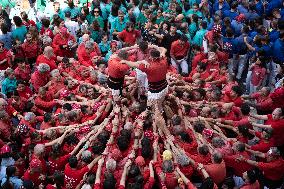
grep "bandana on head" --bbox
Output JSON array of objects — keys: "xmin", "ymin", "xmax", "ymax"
[
  {"xmin": 17, "ymin": 124, "xmax": 30, "ymax": 135},
  {"xmin": 203, "ymin": 128, "xmax": 213, "ymax": 138}
]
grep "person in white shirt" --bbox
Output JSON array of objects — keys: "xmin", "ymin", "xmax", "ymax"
[{"xmin": 64, "ymin": 11, "xmax": 79, "ymax": 38}]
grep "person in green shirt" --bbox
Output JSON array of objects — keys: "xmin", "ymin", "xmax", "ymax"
[
  {"xmin": 11, "ymin": 16, "xmax": 27, "ymax": 43},
  {"xmin": 63, "ymin": 1, "xmax": 80, "ymax": 19},
  {"xmin": 110, "ymin": 10, "xmax": 128, "ymax": 37},
  {"xmin": 192, "ymin": 21, "xmax": 208, "ymax": 47},
  {"xmin": 188, "ymin": 14, "xmax": 199, "ymax": 39},
  {"xmin": 89, "ymin": 8, "xmax": 104, "ymax": 29},
  {"xmin": 99, "ymin": 34, "xmax": 110, "ymax": 56},
  {"xmin": 155, "ymin": 8, "xmax": 165, "ymax": 26},
  {"xmin": 1, "ymin": 69, "xmax": 17, "ymax": 95},
  {"xmin": 185, "ymin": 3, "xmax": 203, "ymax": 18},
  {"xmin": 99, "ymin": 0, "xmax": 112, "ymax": 21}
]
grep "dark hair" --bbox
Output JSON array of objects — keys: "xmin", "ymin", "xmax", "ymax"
[
  {"xmin": 44, "ymin": 112, "xmax": 52, "ymax": 122},
  {"xmin": 201, "ymin": 21, "xmax": 207, "ymax": 29},
  {"xmin": 2, "ymin": 166, "xmax": 16, "ymax": 189},
  {"xmin": 13, "ymin": 16, "xmax": 22, "ymax": 27},
  {"xmin": 247, "ymin": 169, "xmax": 258, "ymax": 184},
  {"xmin": 91, "ymin": 142, "xmax": 105, "ymax": 154},
  {"xmin": 197, "ymin": 62, "xmax": 207, "ymax": 71},
  {"xmin": 236, "ymin": 142, "xmax": 246, "ymax": 152},
  {"xmin": 231, "ymin": 85, "xmax": 243, "ymax": 96},
  {"xmin": 97, "ymin": 131, "xmax": 110, "ymax": 145},
  {"xmin": 128, "ymin": 165, "xmax": 141, "ymax": 178},
  {"xmin": 117, "ymin": 136, "xmax": 129, "ymax": 151},
  {"xmin": 120, "ymin": 129, "xmax": 131, "ymax": 141},
  {"xmin": 54, "ymin": 171, "xmax": 65, "ymax": 189},
  {"xmin": 240, "ymin": 103, "xmax": 250, "ymax": 115},
  {"xmin": 222, "ymin": 177, "xmax": 236, "ymax": 189},
  {"xmin": 65, "ymin": 11, "xmax": 71, "ymax": 18},
  {"xmin": 198, "ymin": 145, "xmax": 209, "ymax": 155},
  {"xmin": 103, "ymin": 173, "xmax": 117, "ymax": 189},
  {"xmin": 193, "ymin": 121, "xmax": 205, "ymax": 133},
  {"xmin": 0, "ymin": 23, "xmax": 9, "ymax": 34},
  {"xmin": 150, "ymin": 49, "xmax": 160, "ymax": 58},
  {"xmin": 172, "ymin": 115, "xmax": 182, "ymax": 125},
  {"xmin": 141, "ymin": 137, "xmax": 153, "ymax": 159},
  {"xmin": 117, "ymin": 50, "xmax": 129, "ymax": 60},
  {"xmin": 62, "ymin": 103, "xmax": 72, "ymax": 111},
  {"xmin": 212, "ymin": 152, "xmax": 223, "ymax": 163},
  {"xmin": 162, "ymin": 160, "xmax": 174, "ymax": 172},
  {"xmin": 180, "ymin": 34, "xmax": 188, "ymax": 42},
  {"xmin": 179, "ymin": 132, "xmax": 193, "ymax": 143},
  {"xmin": 238, "ymin": 125, "xmax": 250, "ymax": 138},
  {"xmin": 68, "ymin": 155, "xmax": 78, "ymax": 168},
  {"xmin": 200, "ymin": 177, "xmax": 214, "ymax": 189},
  {"xmin": 41, "ymin": 18, "xmax": 50, "ymax": 28},
  {"xmin": 138, "ymin": 41, "xmax": 148, "ymax": 52}
]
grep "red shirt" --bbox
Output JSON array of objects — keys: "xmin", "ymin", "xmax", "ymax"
[
  {"xmin": 266, "ymin": 115, "xmax": 284, "ymax": 146},
  {"xmin": 52, "ymin": 33, "xmax": 76, "ymax": 57},
  {"xmin": 250, "ymin": 132, "xmax": 274, "ymax": 152},
  {"xmin": 270, "ymin": 86, "xmax": 284, "ymax": 108},
  {"xmin": 224, "ymin": 151, "xmax": 252, "ymax": 176},
  {"xmin": 108, "ymin": 57, "xmax": 129, "ymax": 79},
  {"xmin": 36, "ymin": 54, "xmax": 57, "ymax": 70},
  {"xmin": 170, "ymin": 40, "xmax": 190, "ymax": 59},
  {"xmin": 222, "ymin": 91, "xmax": 244, "ymax": 107},
  {"xmin": 40, "ymin": 27, "xmax": 54, "ymax": 39},
  {"xmin": 34, "ymin": 93, "xmax": 57, "ymax": 111},
  {"xmin": 258, "ymin": 158, "xmax": 284, "ymax": 181},
  {"xmin": 77, "ymin": 43, "xmax": 101, "ymax": 67},
  {"xmin": 48, "ymin": 153, "xmax": 71, "ymax": 175},
  {"xmin": 204, "ymin": 161, "xmax": 226, "ymax": 185},
  {"xmin": 14, "ymin": 65, "xmax": 31, "ymax": 82},
  {"xmin": 192, "ymin": 52, "xmax": 207, "ymax": 70},
  {"xmin": 0, "ymin": 49, "xmax": 11, "ymax": 70},
  {"xmin": 251, "ymin": 65, "xmax": 266, "ymax": 86},
  {"xmin": 21, "ymin": 41, "xmax": 39, "ymax": 59},
  {"xmin": 240, "ymin": 181, "xmax": 260, "ymax": 189},
  {"xmin": 138, "ymin": 57, "xmax": 168, "ymax": 82},
  {"xmin": 23, "ymin": 170, "xmax": 41, "ymax": 186},
  {"xmin": 64, "ymin": 164, "xmax": 89, "ymax": 189},
  {"xmin": 118, "ymin": 29, "xmax": 141, "ymax": 45},
  {"xmin": 31, "ymin": 71, "xmax": 50, "ymax": 92}
]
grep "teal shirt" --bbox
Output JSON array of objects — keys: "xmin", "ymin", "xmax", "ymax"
[
  {"xmin": 12, "ymin": 26, "xmax": 27, "ymax": 43},
  {"xmin": 63, "ymin": 7, "xmax": 80, "ymax": 19},
  {"xmin": 100, "ymin": 2, "xmax": 112, "ymax": 20},
  {"xmin": 89, "ymin": 16, "xmax": 104, "ymax": 28},
  {"xmin": 184, "ymin": 9, "xmax": 203, "ymax": 18},
  {"xmin": 189, "ymin": 22, "xmax": 198, "ymax": 39},
  {"xmin": 99, "ymin": 41, "xmax": 111, "ymax": 53},
  {"xmin": 0, "ymin": 0, "xmax": 15, "ymax": 9},
  {"xmin": 110, "ymin": 17, "xmax": 128, "ymax": 33},
  {"xmin": 192, "ymin": 29, "xmax": 207, "ymax": 46},
  {"xmin": 1, "ymin": 78, "xmax": 17, "ymax": 95},
  {"xmin": 105, "ymin": 51, "xmax": 113, "ymax": 62},
  {"xmin": 177, "ymin": 30, "xmax": 191, "ymax": 43},
  {"xmin": 136, "ymin": 13, "xmax": 147, "ymax": 26}
]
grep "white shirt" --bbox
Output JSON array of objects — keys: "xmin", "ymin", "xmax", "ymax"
[{"xmin": 65, "ymin": 19, "xmax": 80, "ymax": 38}]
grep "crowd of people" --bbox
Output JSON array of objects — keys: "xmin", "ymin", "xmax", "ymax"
[{"xmin": 0, "ymin": 0, "xmax": 284, "ymax": 188}]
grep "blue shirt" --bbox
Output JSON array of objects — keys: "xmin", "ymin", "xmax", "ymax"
[
  {"xmin": 269, "ymin": 29, "xmax": 280, "ymax": 42},
  {"xmin": 255, "ymin": 1, "xmax": 264, "ymax": 15},
  {"xmin": 265, "ymin": 0, "xmax": 282, "ymax": 16},
  {"xmin": 213, "ymin": 1, "xmax": 230, "ymax": 14},
  {"xmin": 231, "ymin": 20, "xmax": 243, "ymax": 36},
  {"xmin": 1, "ymin": 177, "xmax": 22, "ymax": 189},
  {"xmin": 272, "ymin": 39, "xmax": 284, "ymax": 63},
  {"xmin": 237, "ymin": 5, "xmax": 248, "ymax": 14},
  {"xmin": 99, "ymin": 41, "xmax": 110, "ymax": 54},
  {"xmin": 223, "ymin": 10, "xmax": 238, "ymax": 20},
  {"xmin": 100, "ymin": 2, "xmax": 111, "ymax": 20},
  {"xmin": 235, "ymin": 34, "xmax": 252, "ymax": 55},
  {"xmin": 0, "ymin": 33, "xmax": 12, "ymax": 49}
]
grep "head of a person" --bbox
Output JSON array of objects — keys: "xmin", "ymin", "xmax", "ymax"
[
  {"xmin": 85, "ymin": 41, "xmax": 94, "ymax": 54},
  {"xmin": 230, "ymin": 85, "xmax": 243, "ymax": 98},
  {"xmin": 38, "ymin": 63, "xmax": 51, "ymax": 74},
  {"xmin": 13, "ymin": 16, "xmax": 22, "ymax": 27},
  {"xmin": 162, "ymin": 160, "xmax": 174, "ymax": 173},
  {"xmin": 34, "ymin": 144, "xmax": 45, "ymax": 157},
  {"xmin": 106, "ymin": 158, "xmax": 117, "ymax": 172},
  {"xmin": 233, "ymin": 142, "xmax": 245, "ymax": 153},
  {"xmin": 267, "ymin": 147, "xmax": 281, "ymax": 162},
  {"xmin": 272, "ymin": 108, "xmax": 284, "ymax": 120},
  {"xmin": 259, "ymin": 87, "xmax": 270, "ymax": 97},
  {"xmin": 24, "ymin": 112, "xmax": 36, "ymax": 123},
  {"xmin": 198, "ymin": 144, "xmax": 209, "ymax": 155},
  {"xmin": 103, "ymin": 173, "xmax": 116, "ymax": 189},
  {"xmin": 221, "ymin": 177, "xmax": 235, "ymax": 189},
  {"xmin": 81, "ymin": 150, "xmax": 92, "ymax": 164},
  {"xmin": 117, "ymin": 50, "xmax": 129, "ymax": 60},
  {"xmin": 118, "ymin": 10, "xmax": 124, "ymax": 21},
  {"xmin": 261, "ymin": 128, "xmax": 273, "ymax": 140},
  {"xmin": 138, "ymin": 41, "xmax": 148, "ymax": 52},
  {"xmin": 200, "ymin": 177, "xmax": 215, "ymax": 189},
  {"xmin": 5, "ymin": 69, "xmax": 15, "ymax": 80},
  {"xmin": 43, "ymin": 46, "xmax": 54, "ymax": 58},
  {"xmin": 243, "ymin": 169, "xmax": 258, "ymax": 184},
  {"xmin": 211, "ymin": 152, "xmax": 223, "ymax": 164},
  {"xmin": 170, "ymin": 24, "xmax": 177, "ymax": 33},
  {"xmin": 212, "ymin": 137, "xmax": 225, "ymax": 148},
  {"xmin": 117, "ymin": 136, "xmax": 129, "ymax": 151},
  {"xmin": 68, "ymin": 155, "xmax": 78, "ymax": 168},
  {"xmin": 149, "ymin": 49, "xmax": 160, "ymax": 61},
  {"xmin": 178, "ymin": 34, "xmax": 188, "ymax": 45}
]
